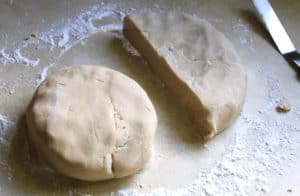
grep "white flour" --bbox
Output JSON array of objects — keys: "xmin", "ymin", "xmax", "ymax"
[
  {"xmin": 115, "ymin": 113, "xmax": 300, "ymax": 196},
  {"xmin": 0, "ymin": 3, "xmax": 299, "ymax": 196},
  {"xmin": 121, "ymin": 38, "xmax": 140, "ymax": 56},
  {"xmin": 233, "ymin": 18, "xmax": 255, "ymax": 52},
  {"xmin": 0, "ymin": 115, "xmax": 15, "ymax": 147},
  {"xmin": 38, "ymin": 4, "xmax": 124, "ymax": 52},
  {"xmin": 0, "ymin": 115, "xmax": 16, "ymax": 185},
  {"xmin": 0, "ymin": 42, "xmax": 40, "ymax": 67},
  {"xmin": 258, "ymin": 74, "xmax": 284, "ymax": 114},
  {"xmin": 34, "ymin": 4, "xmax": 126, "ymax": 85}
]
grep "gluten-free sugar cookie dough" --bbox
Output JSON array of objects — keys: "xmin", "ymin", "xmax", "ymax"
[{"xmin": 26, "ymin": 65, "xmax": 157, "ymax": 181}]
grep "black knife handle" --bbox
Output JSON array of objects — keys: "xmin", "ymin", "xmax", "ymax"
[{"xmin": 283, "ymin": 51, "xmax": 300, "ymax": 71}]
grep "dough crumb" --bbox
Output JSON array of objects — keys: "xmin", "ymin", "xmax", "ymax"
[
  {"xmin": 8, "ymin": 89, "xmax": 14, "ymax": 95},
  {"xmin": 276, "ymin": 98, "xmax": 291, "ymax": 113}
]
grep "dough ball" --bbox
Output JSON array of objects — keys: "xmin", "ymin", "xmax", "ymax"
[
  {"xmin": 276, "ymin": 97, "xmax": 291, "ymax": 113},
  {"xmin": 26, "ymin": 65, "xmax": 157, "ymax": 181}
]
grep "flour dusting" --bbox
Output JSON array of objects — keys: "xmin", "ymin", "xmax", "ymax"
[
  {"xmin": 121, "ymin": 38, "xmax": 140, "ymax": 56},
  {"xmin": 0, "ymin": 116, "xmax": 14, "ymax": 190},
  {"xmin": 0, "ymin": 2, "xmax": 299, "ymax": 195},
  {"xmin": 113, "ymin": 112, "xmax": 300, "ymax": 196},
  {"xmin": 259, "ymin": 73, "xmax": 284, "ymax": 114},
  {"xmin": 0, "ymin": 41, "xmax": 40, "ymax": 67},
  {"xmin": 233, "ymin": 18, "xmax": 255, "ymax": 52},
  {"xmin": 38, "ymin": 4, "xmax": 124, "ymax": 52},
  {"xmin": 0, "ymin": 115, "xmax": 15, "ymax": 146},
  {"xmin": 35, "ymin": 63, "xmax": 55, "ymax": 85},
  {"xmin": 34, "ymin": 4, "xmax": 128, "ymax": 85},
  {"xmin": 112, "ymin": 69, "xmax": 300, "ymax": 195},
  {"xmin": 0, "ymin": 115, "xmax": 15, "ymax": 187}
]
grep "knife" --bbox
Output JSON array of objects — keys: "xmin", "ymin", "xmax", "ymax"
[{"xmin": 252, "ymin": 0, "xmax": 300, "ymax": 70}]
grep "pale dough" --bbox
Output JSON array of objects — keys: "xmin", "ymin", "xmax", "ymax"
[
  {"xmin": 26, "ymin": 65, "xmax": 157, "ymax": 181},
  {"xmin": 123, "ymin": 12, "xmax": 247, "ymax": 140}
]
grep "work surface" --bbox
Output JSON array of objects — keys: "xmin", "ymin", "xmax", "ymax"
[{"xmin": 0, "ymin": 0, "xmax": 299, "ymax": 195}]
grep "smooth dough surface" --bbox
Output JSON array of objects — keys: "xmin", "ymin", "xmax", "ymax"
[
  {"xmin": 26, "ymin": 65, "xmax": 157, "ymax": 181},
  {"xmin": 123, "ymin": 12, "xmax": 247, "ymax": 139}
]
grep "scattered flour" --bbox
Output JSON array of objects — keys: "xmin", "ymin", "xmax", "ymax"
[
  {"xmin": 13, "ymin": 48, "xmax": 40, "ymax": 67},
  {"xmin": 233, "ymin": 18, "xmax": 255, "ymax": 52},
  {"xmin": 113, "ymin": 113, "xmax": 300, "ymax": 196},
  {"xmin": 0, "ymin": 39, "xmax": 40, "ymax": 67},
  {"xmin": 0, "ymin": 113, "xmax": 16, "ymax": 184},
  {"xmin": 33, "ymin": 3, "xmax": 155, "ymax": 85},
  {"xmin": 113, "ymin": 70, "xmax": 299, "ymax": 195},
  {"xmin": 0, "ymin": 115, "xmax": 15, "ymax": 147},
  {"xmin": 38, "ymin": 4, "xmax": 125, "ymax": 52},
  {"xmin": 121, "ymin": 38, "xmax": 140, "ymax": 56},
  {"xmin": 294, "ymin": 107, "xmax": 300, "ymax": 119},
  {"xmin": 259, "ymin": 73, "xmax": 284, "ymax": 114},
  {"xmin": 35, "ymin": 63, "xmax": 55, "ymax": 85},
  {"xmin": 0, "ymin": 48, "xmax": 15, "ymax": 65},
  {"xmin": 0, "ymin": 3, "xmax": 299, "ymax": 195},
  {"xmin": 34, "ymin": 4, "xmax": 127, "ymax": 85},
  {"xmin": 0, "ymin": 3, "xmax": 128, "ymax": 85}
]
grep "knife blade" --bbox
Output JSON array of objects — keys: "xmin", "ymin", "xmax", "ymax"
[
  {"xmin": 252, "ymin": 0, "xmax": 300, "ymax": 70},
  {"xmin": 252, "ymin": 0, "xmax": 295, "ymax": 54}
]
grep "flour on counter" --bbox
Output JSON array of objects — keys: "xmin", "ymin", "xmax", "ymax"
[
  {"xmin": 233, "ymin": 18, "xmax": 255, "ymax": 52},
  {"xmin": 113, "ymin": 112, "xmax": 300, "ymax": 196},
  {"xmin": 38, "ymin": 4, "xmax": 124, "ymax": 52},
  {"xmin": 0, "ymin": 4, "xmax": 128, "ymax": 85},
  {"xmin": 0, "ymin": 42, "xmax": 40, "ymax": 67},
  {"xmin": 112, "ymin": 71, "xmax": 300, "ymax": 196},
  {"xmin": 0, "ymin": 113, "xmax": 16, "ymax": 185},
  {"xmin": 34, "ymin": 3, "xmax": 156, "ymax": 85},
  {"xmin": 34, "ymin": 4, "xmax": 127, "ymax": 85},
  {"xmin": 14, "ymin": 48, "xmax": 40, "ymax": 67},
  {"xmin": 0, "ymin": 48, "xmax": 14, "ymax": 65},
  {"xmin": 259, "ymin": 74, "xmax": 284, "ymax": 114},
  {"xmin": 36, "ymin": 63, "xmax": 55, "ymax": 85},
  {"xmin": 121, "ymin": 38, "xmax": 140, "ymax": 56},
  {"xmin": 0, "ymin": 2, "xmax": 299, "ymax": 195},
  {"xmin": 0, "ymin": 114, "xmax": 14, "ymax": 185},
  {"xmin": 0, "ymin": 114, "xmax": 15, "ymax": 150}
]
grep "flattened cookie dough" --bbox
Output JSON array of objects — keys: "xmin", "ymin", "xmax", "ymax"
[
  {"xmin": 123, "ymin": 12, "xmax": 247, "ymax": 139},
  {"xmin": 26, "ymin": 65, "xmax": 157, "ymax": 181}
]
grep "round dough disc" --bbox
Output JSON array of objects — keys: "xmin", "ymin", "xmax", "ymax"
[
  {"xmin": 124, "ymin": 13, "xmax": 247, "ymax": 139},
  {"xmin": 26, "ymin": 65, "xmax": 157, "ymax": 181}
]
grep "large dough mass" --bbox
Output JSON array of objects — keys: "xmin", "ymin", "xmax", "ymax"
[
  {"xmin": 123, "ymin": 12, "xmax": 247, "ymax": 139},
  {"xmin": 26, "ymin": 65, "xmax": 157, "ymax": 181}
]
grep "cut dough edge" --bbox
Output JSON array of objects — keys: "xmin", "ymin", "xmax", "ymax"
[
  {"xmin": 123, "ymin": 13, "xmax": 246, "ymax": 140},
  {"xmin": 123, "ymin": 16, "xmax": 215, "ymax": 139}
]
